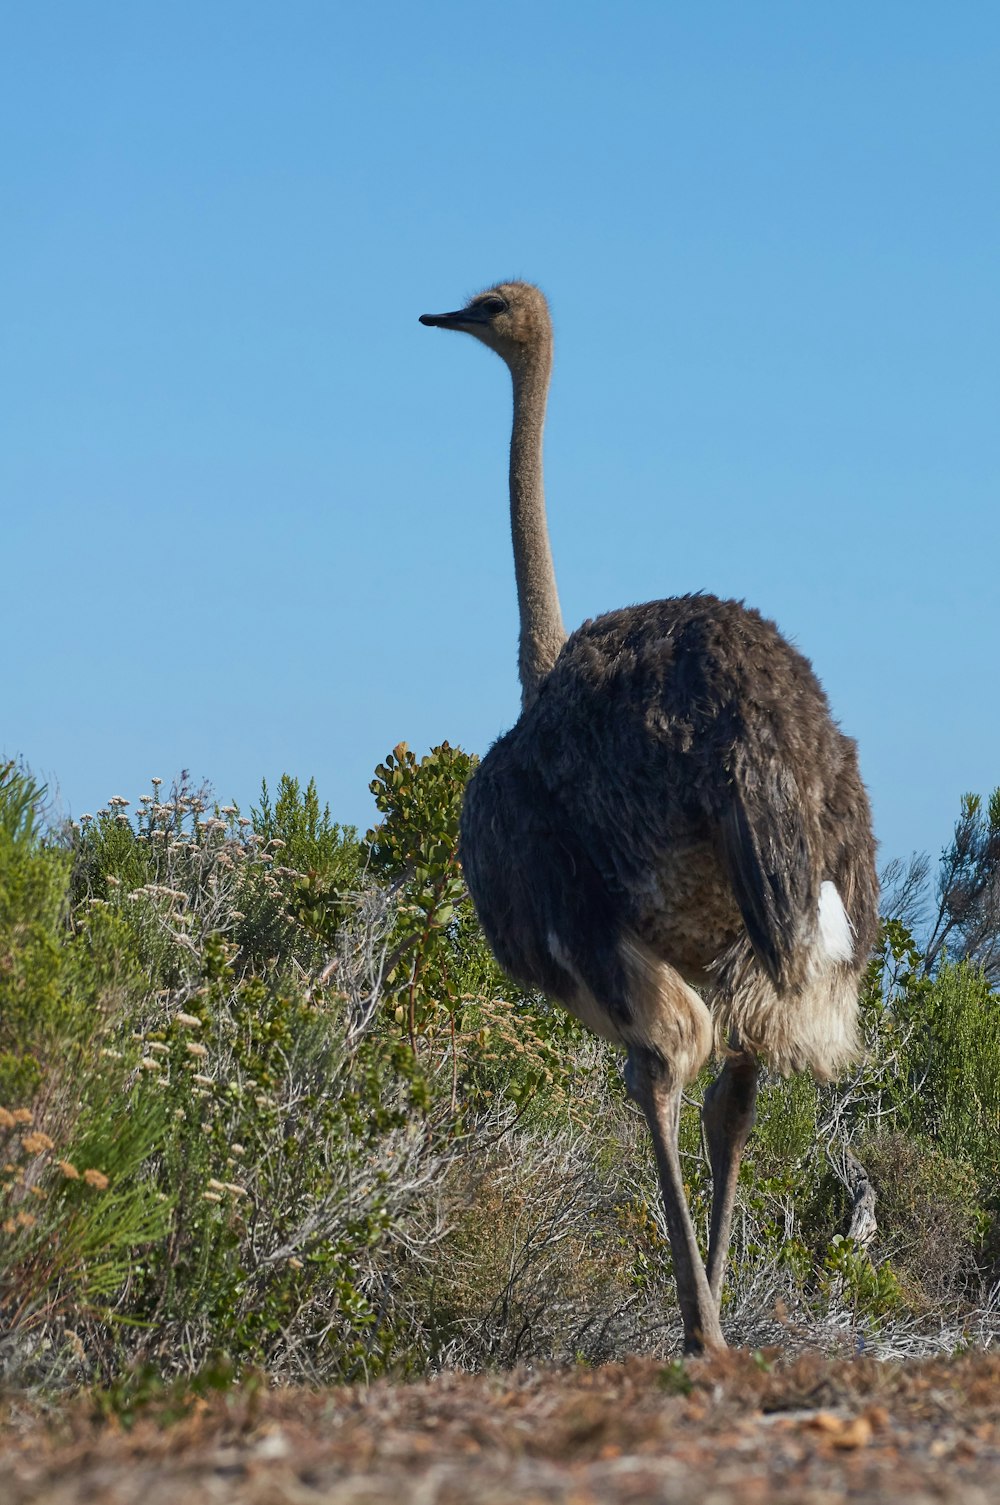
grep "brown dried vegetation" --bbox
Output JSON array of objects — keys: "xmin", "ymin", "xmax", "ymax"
[{"xmin": 5, "ymin": 1351, "xmax": 1000, "ymax": 1503}]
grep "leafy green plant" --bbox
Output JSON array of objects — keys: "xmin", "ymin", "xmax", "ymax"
[
  {"xmin": 861, "ymin": 1132, "xmax": 984, "ymax": 1308},
  {"xmin": 819, "ymin": 1235, "xmax": 905, "ymax": 1321},
  {"xmin": 249, "ymin": 773, "xmax": 360, "ymax": 953},
  {"xmin": 5, "ymin": 754, "xmax": 1000, "ymax": 1390},
  {"xmin": 0, "ymin": 767, "xmax": 173, "ymax": 1363},
  {"xmin": 0, "ymin": 764, "xmax": 74, "ymax": 1072},
  {"xmin": 368, "ymin": 742, "xmax": 473, "ymax": 1049}
]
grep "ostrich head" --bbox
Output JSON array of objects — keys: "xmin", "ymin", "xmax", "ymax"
[{"xmin": 419, "ymin": 281, "xmax": 551, "ymax": 372}]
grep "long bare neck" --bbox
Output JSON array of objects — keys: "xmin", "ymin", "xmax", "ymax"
[{"xmin": 509, "ymin": 343, "xmax": 565, "ymax": 709}]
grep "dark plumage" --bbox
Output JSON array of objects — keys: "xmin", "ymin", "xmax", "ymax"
[
  {"xmin": 462, "ymin": 593, "xmax": 877, "ymax": 1063},
  {"xmin": 420, "ymin": 281, "xmax": 878, "ymax": 1354}
]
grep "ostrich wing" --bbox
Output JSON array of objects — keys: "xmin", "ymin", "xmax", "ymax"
[{"xmin": 717, "ymin": 760, "xmax": 815, "ymax": 993}]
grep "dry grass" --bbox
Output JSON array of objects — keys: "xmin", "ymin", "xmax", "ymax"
[{"xmin": 5, "ymin": 1349, "xmax": 1000, "ymax": 1503}]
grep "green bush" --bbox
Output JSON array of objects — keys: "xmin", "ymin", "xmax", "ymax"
[
  {"xmin": 4, "ymin": 757, "xmax": 1000, "ymax": 1388},
  {"xmin": 0, "ymin": 766, "xmax": 171, "ymax": 1376},
  {"xmin": 0, "ymin": 764, "xmax": 74, "ymax": 1078},
  {"xmin": 892, "ymin": 960, "xmax": 1000, "ymax": 1192},
  {"xmin": 861, "ymin": 1132, "xmax": 984, "ymax": 1309}
]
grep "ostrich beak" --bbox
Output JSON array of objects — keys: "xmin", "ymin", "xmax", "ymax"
[{"xmin": 419, "ymin": 307, "xmax": 489, "ymax": 329}]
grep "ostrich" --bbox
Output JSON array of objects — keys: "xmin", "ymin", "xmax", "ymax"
[{"xmin": 419, "ymin": 281, "xmax": 878, "ymax": 1353}]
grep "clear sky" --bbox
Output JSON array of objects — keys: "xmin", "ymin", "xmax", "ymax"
[{"xmin": 3, "ymin": 2, "xmax": 998, "ymax": 872}]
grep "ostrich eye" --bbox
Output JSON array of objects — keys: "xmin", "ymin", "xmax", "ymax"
[{"xmin": 480, "ymin": 296, "xmax": 507, "ymax": 315}]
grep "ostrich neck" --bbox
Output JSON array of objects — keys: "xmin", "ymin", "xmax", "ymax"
[{"xmin": 510, "ymin": 348, "xmax": 566, "ymax": 709}]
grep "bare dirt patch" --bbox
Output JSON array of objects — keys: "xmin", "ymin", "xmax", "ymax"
[{"xmin": 4, "ymin": 1350, "xmax": 1000, "ymax": 1504}]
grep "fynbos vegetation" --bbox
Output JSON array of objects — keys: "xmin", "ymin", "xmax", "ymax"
[{"xmin": 1, "ymin": 754, "xmax": 999, "ymax": 1390}]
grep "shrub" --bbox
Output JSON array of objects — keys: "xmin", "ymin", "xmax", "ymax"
[
  {"xmin": 5, "ymin": 754, "xmax": 1000, "ymax": 1389},
  {"xmin": 861, "ymin": 1132, "xmax": 983, "ymax": 1309}
]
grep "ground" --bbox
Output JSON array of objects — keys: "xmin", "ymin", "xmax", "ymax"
[{"xmin": 4, "ymin": 1351, "xmax": 1000, "ymax": 1503}]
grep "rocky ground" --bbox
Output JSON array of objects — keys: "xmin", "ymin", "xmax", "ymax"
[{"xmin": 4, "ymin": 1350, "xmax": 1000, "ymax": 1504}]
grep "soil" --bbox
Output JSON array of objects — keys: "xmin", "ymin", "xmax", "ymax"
[{"xmin": 4, "ymin": 1350, "xmax": 1000, "ymax": 1504}]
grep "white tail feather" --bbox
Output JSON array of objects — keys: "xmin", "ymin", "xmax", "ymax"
[{"xmin": 818, "ymin": 880, "xmax": 854, "ymax": 963}]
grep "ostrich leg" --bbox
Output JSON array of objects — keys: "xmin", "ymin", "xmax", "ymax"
[
  {"xmin": 626, "ymin": 1048, "xmax": 726, "ymax": 1354},
  {"xmin": 702, "ymin": 1051, "xmax": 759, "ymax": 1302}
]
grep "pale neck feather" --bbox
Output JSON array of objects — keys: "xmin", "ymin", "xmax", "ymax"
[{"xmin": 509, "ymin": 345, "xmax": 566, "ymax": 709}]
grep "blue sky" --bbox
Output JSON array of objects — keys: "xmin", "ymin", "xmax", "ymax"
[{"xmin": 3, "ymin": 2, "xmax": 998, "ymax": 873}]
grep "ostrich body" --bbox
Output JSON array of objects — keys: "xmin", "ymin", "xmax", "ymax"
[{"xmin": 420, "ymin": 282, "xmax": 878, "ymax": 1353}]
